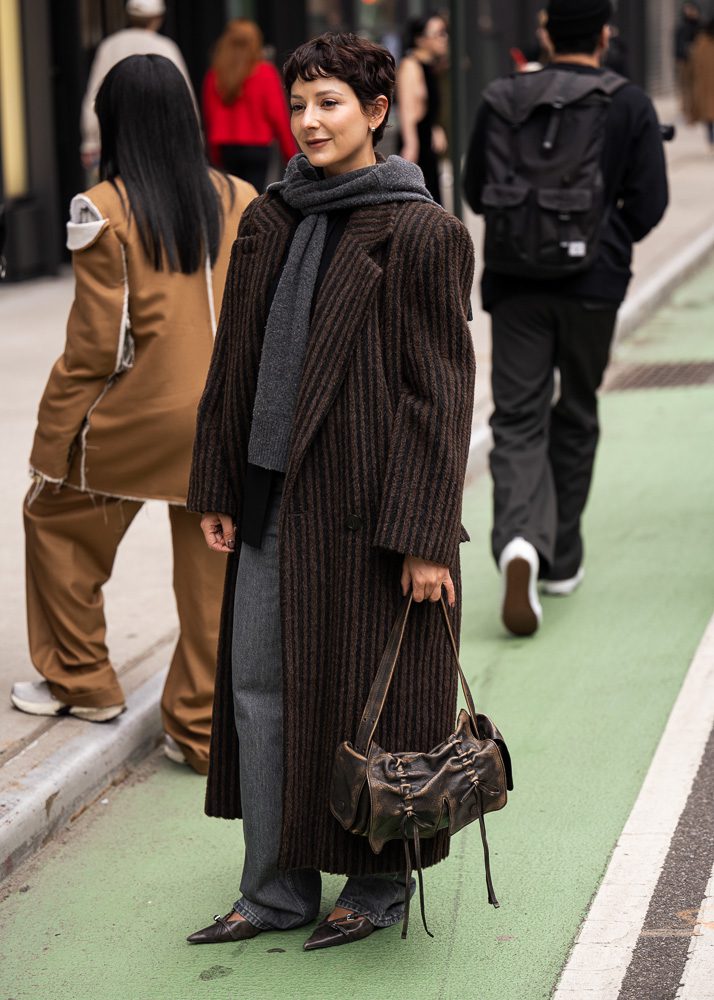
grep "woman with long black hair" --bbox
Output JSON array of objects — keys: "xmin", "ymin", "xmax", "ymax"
[
  {"xmin": 187, "ymin": 33, "xmax": 475, "ymax": 951},
  {"xmin": 12, "ymin": 55, "xmax": 256, "ymax": 775}
]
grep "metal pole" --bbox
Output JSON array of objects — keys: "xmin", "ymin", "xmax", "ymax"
[{"xmin": 449, "ymin": 0, "xmax": 466, "ymax": 219}]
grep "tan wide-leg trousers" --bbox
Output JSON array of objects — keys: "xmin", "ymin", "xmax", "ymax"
[{"xmin": 24, "ymin": 484, "xmax": 225, "ymax": 774}]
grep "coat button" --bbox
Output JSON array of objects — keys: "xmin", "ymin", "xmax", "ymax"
[{"xmin": 346, "ymin": 513, "xmax": 363, "ymax": 531}]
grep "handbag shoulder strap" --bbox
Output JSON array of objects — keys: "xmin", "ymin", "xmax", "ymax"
[
  {"xmin": 354, "ymin": 595, "xmax": 413, "ymax": 755},
  {"xmin": 438, "ymin": 597, "xmax": 481, "ymax": 728},
  {"xmin": 354, "ymin": 595, "xmax": 481, "ymax": 756}
]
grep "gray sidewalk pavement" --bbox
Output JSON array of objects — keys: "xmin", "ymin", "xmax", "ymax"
[{"xmin": 1, "ymin": 97, "xmax": 714, "ymax": 881}]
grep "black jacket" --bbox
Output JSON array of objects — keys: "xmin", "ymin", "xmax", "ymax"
[{"xmin": 463, "ymin": 63, "xmax": 669, "ymax": 311}]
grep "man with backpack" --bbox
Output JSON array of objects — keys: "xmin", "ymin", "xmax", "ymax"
[{"xmin": 463, "ymin": 0, "xmax": 668, "ymax": 637}]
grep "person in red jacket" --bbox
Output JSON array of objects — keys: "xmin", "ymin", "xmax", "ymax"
[{"xmin": 202, "ymin": 19, "xmax": 296, "ymax": 192}]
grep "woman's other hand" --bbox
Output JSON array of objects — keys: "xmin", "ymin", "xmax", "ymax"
[
  {"xmin": 200, "ymin": 512, "xmax": 236, "ymax": 553},
  {"xmin": 401, "ymin": 554, "xmax": 455, "ymax": 606}
]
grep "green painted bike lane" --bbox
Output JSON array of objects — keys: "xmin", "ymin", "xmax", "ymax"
[{"xmin": 1, "ymin": 262, "xmax": 714, "ymax": 1000}]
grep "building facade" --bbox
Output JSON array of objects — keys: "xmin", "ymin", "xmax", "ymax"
[{"xmin": 0, "ymin": 0, "xmax": 685, "ymax": 281}]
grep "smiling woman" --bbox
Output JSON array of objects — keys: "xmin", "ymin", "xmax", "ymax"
[
  {"xmin": 187, "ymin": 31, "xmax": 476, "ymax": 954},
  {"xmin": 287, "ymin": 78, "xmax": 388, "ymax": 176},
  {"xmin": 284, "ymin": 32, "xmax": 393, "ymax": 175}
]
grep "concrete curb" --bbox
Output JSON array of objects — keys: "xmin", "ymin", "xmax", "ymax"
[
  {"xmin": 1, "ymin": 669, "xmax": 166, "ymax": 881},
  {"xmin": 466, "ymin": 224, "xmax": 714, "ymax": 477},
  {"xmin": 615, "ymin": 225, "xmax": 714, "ymax": 344}
]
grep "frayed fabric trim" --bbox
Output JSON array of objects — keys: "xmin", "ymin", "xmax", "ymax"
[
  {"xmin": 27, "ymin": 468, "xmax": 186, "ymax": 508},
  {"xmin": 116, "ymin": 245, "xmax": 135, "ymax": 373},
  {"xmin": 64, "ymin": 480, "xmax": 182, "ymax": 505},
  {"xmin": 25, "ymin": 471, "xmax": 65, "ymax": 508},
  {"xmin": 79, "ymin": 383, "xmax": 113, "ymax": 491}
]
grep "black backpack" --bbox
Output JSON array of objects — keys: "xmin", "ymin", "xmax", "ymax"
[{"xmin": 480, "ymin": 68, "xmax": 627, "ymax": 279}]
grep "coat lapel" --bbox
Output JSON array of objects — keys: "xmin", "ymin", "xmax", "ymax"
[{"xmin": 285, "ymin": 202, "xmax": 398, "ymax": 490}]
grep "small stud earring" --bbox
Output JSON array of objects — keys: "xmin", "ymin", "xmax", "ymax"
[{"xmin": 370, "ymin": 126, "xmax": 376, "ymax": 133}]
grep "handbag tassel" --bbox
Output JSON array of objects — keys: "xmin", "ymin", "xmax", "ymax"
[
  {"xmin": 400, "ymin": 815, "xmax": 434, "ymax": 940},
  {"xmin": 458, "ymin": 782, "xmax": 499, "ymax": 907},
  {"xmin": 474, "ymin": 789, "xmax": 499, "ymax": 908}
]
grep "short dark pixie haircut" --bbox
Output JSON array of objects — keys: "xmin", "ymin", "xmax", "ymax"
[{"xmin": 283, "ymin": 32, "xmax": 395, "ymax": 144}]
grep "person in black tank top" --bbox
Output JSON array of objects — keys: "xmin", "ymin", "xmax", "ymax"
[{"xmin": 397, "ymin": 14, "xmax": 449, "ymax": 204}]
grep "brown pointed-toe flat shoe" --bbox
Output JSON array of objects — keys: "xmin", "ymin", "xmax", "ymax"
[
  {"xmin": 187, "ymin": 911, "xmax": 262, "ymax": 944},
  {"xmin": 303, "ymin": 912, "xmax": 378, "ymax": 951}
]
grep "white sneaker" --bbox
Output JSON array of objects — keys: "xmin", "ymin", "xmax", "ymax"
[
  {"xmin": 163, "ymin": 734, "xmax": 188, "ymax": 766},
  {"xmin": 540, "ymin": 567, "xmax": 585, "ymax": 597},
  {"xmin": 499, "ymin": 537, "xmax": 543, "ymax": 637},
  {"xmin": 10, "ymin": 680, "xmax": 125, "ymax": 722}
]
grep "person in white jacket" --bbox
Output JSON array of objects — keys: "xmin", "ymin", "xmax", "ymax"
[{"xmin": 80, "ymin": 0, "xmax": 195, "ymax": 169}]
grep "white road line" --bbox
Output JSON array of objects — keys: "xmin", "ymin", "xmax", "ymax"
[
  {"xmin": 552, "ymin": 613, "xmax": 714, "ymax": 1000},
  {"xmin": 676, "ymin": 864, "xmax": 714, "ymax": 1000}
]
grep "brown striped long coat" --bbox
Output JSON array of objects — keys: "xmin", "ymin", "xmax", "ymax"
[{"xmin": 188, "ymin": 192, "xmax": 476, "ymax": 876}]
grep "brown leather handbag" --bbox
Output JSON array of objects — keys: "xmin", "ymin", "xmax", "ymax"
[{"xmin": 330, "ymin": 594, "xmax": 513, "ymax": 938}]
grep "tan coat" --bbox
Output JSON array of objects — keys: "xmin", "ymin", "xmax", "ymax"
[
  {"xmin": 30, "ymin": 174, "xmax": 256, "ymax": 503},
  {"xmin": 691, "ymin": 34, "xmax": 714, "ymax": 122}
]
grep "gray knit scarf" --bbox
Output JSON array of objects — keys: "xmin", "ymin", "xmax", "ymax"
[{"xmin": 247, "ymin": 153, "xmax": 435, "ymax": 473}]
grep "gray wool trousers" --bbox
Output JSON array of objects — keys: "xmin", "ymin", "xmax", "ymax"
[{"xmin": 231, "ymin": 473, "xmax": 413, "ymax": 931}]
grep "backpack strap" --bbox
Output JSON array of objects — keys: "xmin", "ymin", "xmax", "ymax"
[{"xmin": 597, "ymin": 68, "xmax": 630, "ymax": 96}]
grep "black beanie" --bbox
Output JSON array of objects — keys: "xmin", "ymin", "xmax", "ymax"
[{"xmin": 546, "ymin": 0, "xmax": 613, "ymax": 38}]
